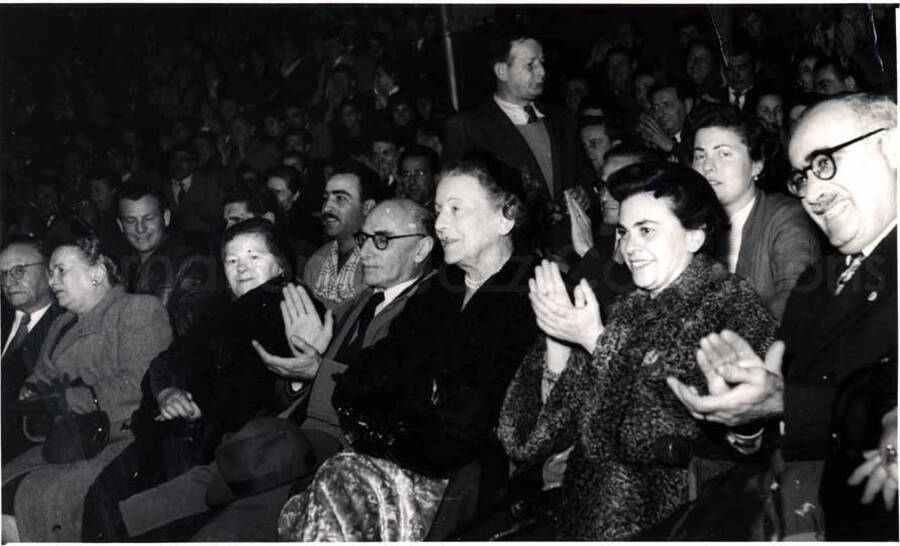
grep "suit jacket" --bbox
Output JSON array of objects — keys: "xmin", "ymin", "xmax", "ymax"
[
  {"xmin": 119, "ymin": 233, "xmax": 224, "ymax": 337},
  {"xmin": 1, "ymin": 303, "xmax": 65, "ymax": 462},
  {"xmin": 731, "ymin": 190, "xmax": 822, "ymax": 321},
  {"xmin": 163, "ymin": 171, "xmax": 224, "ymax": 244},
  {"xmin": 779, "ymin": 228, "xmax": 897, "ymax": 462},
  {"xmin": 27, "ymin": 286, "xmax": 173, "ymax": 426},
  {"xmin": 443, "ymin": 99, "xmax": 595, "ymax": 256},
  {"xmin": 302, "ymin": 271, "xmax": 436, "ymax": 443},
  {"xmin": 443, "ymin": 99, "xmax": 594, "ymax": 202}
]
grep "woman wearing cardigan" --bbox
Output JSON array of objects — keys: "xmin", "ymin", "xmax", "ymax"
[
  {"xmin": 692, "ymin": 105, "xmax": 821, "ymax": 320},
  {"xmin": 1, "ymin": 234, "xmax": 172, "ymax": 542},
  {"xmin": 498, "ymin": 162, "xmax": 778, "ymax": 539}
]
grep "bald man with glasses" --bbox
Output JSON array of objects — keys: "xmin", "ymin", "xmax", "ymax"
[
  {"xmin": 665, "ymin": 93, "xmax": 897, "ymax": 540},
  {"xmin": 0, "ymin": 238, "xmax": 65, "ymax": 462}
]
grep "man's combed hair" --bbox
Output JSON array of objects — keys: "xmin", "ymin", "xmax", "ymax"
[
  {"xmin": 840, "ymin": 93, "xmax": 898, "ymax": 131},
  {"xmin": 117, "ymin": 183, "xmax": 170, "ymax": 213},
  {"xmin": 329, "ymin": 159, "xmax": 384, "ymax": 203}
]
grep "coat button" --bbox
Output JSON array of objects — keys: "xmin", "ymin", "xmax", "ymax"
[{"xmin": 868, "ymin": 291, "xmax": 878, "ymax": 301}]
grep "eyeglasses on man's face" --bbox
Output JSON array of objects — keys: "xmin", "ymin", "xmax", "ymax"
[
  {"xmin": 0, "ymin": 262, "xmax": 44, "ymax": 283},
  {"xmin": 354, "ymin": 231, "xmax": 427, "ymax": 251},
  {"xmin": 787, "ymin": 127, "xmax": 888, "ymax": 198}
]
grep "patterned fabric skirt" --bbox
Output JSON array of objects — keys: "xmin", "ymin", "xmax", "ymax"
[{"xmin": 278, "ymin": 451, "xmax": 448, "ymax": 541}]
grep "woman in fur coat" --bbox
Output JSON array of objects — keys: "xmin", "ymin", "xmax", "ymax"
[{"xmin": 498, "ymin": 162, "xmax": 778, "ymax": 539}]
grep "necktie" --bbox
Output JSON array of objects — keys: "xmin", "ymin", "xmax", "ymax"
[
  {"xmin": 524, "ymin": 104, "xmax": 539, "ymax": 124},
  {"xmin": 173, "ymin": 180, "xmax": 185, "ymax": 209},
  {"xmin": 335, "ymin": 292, "xmax": 386, "ymax": 365},
  {"xmin": 731, "ymin": 89, "xmax": 746, "ymax": 109},
  {"xmin": 4, "ymin": 314, "xmax": 30, "ymax": 357},
  {"xmin": 834, "ymin": 253, "xmax": 864, "ymax": 295}
]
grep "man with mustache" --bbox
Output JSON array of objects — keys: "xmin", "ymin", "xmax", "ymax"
[
  {"xmin": 443, "ymin": 33, "xmax": 595, "ymax": 262},
  {"xmin": 303, "ymin": 161, "xmax": 379, "ymax": 308},
  {"xmin": 667, "ymin": 93, "xmax": 897, "ymax": 540}
]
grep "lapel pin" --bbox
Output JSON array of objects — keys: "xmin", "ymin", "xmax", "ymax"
[{"xmin": 867, "ymin": 291, "xmax": 878, "ymax": 302}]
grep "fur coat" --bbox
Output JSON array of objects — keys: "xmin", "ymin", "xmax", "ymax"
[{"xmin": 498, "ymin": 254, "xmax": 777, "ymax": 540}]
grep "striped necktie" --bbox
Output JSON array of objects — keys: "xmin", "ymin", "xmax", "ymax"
[{"xmin": 834, "ymin": 253, "xmax": 864, "ymax": 296}]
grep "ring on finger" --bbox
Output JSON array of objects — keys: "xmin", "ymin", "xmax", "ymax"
[{"xmin": 885, "ymin": 444, "xmax": 898, "ymax": 465}]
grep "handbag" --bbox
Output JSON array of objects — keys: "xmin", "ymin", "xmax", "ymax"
[
  {"xmin": 17, "ymin": 376, "xmax": 111, "ymax": 464},
  {"xmin": 642, "ymin": 458, "xmax": 782, "ymax": 541}
]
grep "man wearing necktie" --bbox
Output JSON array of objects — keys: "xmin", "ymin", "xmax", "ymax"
[
  {"xmin": 185, "ymin": 199, "xmax": 435, "ymax": 541},
  {"xmin": 443, "ymin": 33, "xmax": 595, "ymax": 264},
  {"xmin": 666, "ymin": 93, "xmax": 898, "ymax": 540},
  {"xmin": 725, "ymin": 47, "xmax": 756, "ymax": 111},
  {"xmin": 0, "ymin": 238, "xmax": 64, "ymax": 462}
]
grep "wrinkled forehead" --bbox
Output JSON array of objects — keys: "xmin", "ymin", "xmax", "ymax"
[
  {"xmin": 364, "ymin": 203, "xmax": 415, "ymax": 233},
  {"xmin": 788, "ymin": 104, "xmax": 856, "ymax": 166},
  {"xmin": 0, "ymin": 244, "xmax": 42, "ymax": 267},
  {"xmin": 509, "ymin": 39, "xmax": 542, "ymax": 63}
]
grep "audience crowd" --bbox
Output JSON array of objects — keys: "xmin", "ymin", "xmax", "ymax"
[{"xmin": 0, "ymin": 4, "xmax": 897, "ymax": 542}]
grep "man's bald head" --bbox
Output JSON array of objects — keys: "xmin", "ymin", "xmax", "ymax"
[
  {"xmin": 789, "ymin": 94, "xmax": 897, "ymax": 255},
  {"xmin": 0, "ymin": 240, "xmax": 54, "ymax": 314},
  {"xmin": 358, "ymin": 198, "xmax": 434, "ymax": 290}
]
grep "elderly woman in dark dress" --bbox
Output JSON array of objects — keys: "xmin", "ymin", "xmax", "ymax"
[
  {"xmin": 277, "ymin": 155, "xmax": 540, "ymax": 541},
  {"xmin": 498, "ymin": 162, "xmax": 778, "ymax": 540},
  {"xmin": 81, "ymin": 218, "xmax": 326, "ymax": 540},
  {"xmin": 1, "ymin": 234, "xmax": 172, "ymax": 542}
]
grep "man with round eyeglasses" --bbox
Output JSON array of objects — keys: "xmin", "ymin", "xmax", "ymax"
[
  {"xmin": 0, "ymin": 238, "xmax": 65, "ymax": 462},
  {"xmin": 665, "ymin": 93, "xmax": 897, "ymax": 540}
]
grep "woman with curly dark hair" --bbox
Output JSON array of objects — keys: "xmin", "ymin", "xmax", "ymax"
[
  {"xmin": 1, "ymin": 233, "xmax": 173, "ymax": 542},
  {"xmin": 692, "ymin": 105, "xmax": 821, "ymax": 320},
  {"xmin": 498, "ymin": 161, "xmax": 778, "ymax": 539}
]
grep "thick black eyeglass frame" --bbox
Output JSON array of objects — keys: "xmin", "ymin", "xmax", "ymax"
[
  {"xmin": 354, "ymin": 231, "xmax": 427, "ymax": 251},
  {"xmin": 788, "ymin": 127, "xmax": 888, "ymax": 198}
]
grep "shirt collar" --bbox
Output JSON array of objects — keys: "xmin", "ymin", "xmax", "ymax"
[
  {"xmin": 858, "ymin": 219, "xmax": 897, "ymax": 260},
  {"xmin": 493, "ymin": 95, "xmax": 543, "ymax": 126},
  {"xmin": 173, "ymin": 173, "xmax": 193, "ymax": 190},
  {"xmin": 373, "ymin": 276, "xmax": 419, "ymax": 315}
]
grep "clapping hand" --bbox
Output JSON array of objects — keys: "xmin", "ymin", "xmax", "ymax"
[
  {"xmin": 848, "ymin": 407, "xmax": 899, "ymax": 510},
  {"xmin": 667, "ymin": 330, "xmax": 785, "ymax": 426},
  {"xmin": 529, "ymin": 260, "xmax": 604, "ymax": 353},
  {"xmin": 566, "ymin": 190, "xmax": 594, "ymax": 258},
  {"xmin": 252, "ymin": 284, "xmax": 334, "ymax": 380},
  {"xmin": 636, "ymin": 114, "xmax": 675, "ymax": 153}
]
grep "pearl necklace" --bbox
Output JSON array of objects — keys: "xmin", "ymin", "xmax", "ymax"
[{"xmin": 464, "ymin": 261, "xmax": 506, "ymax": 291}]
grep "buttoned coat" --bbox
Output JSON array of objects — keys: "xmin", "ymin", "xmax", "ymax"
[
  {"xmin": 1, "ymin": 303, "xmax": 65, "ymax": 462},
  {"xmin": 1, "ymin": 286, "xmax": 172, "ymax": 542}
]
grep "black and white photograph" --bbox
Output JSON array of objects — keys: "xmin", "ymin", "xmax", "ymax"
[{"xmin": 0, "ymin": 2, "xmax": 897, "ymax": 541}]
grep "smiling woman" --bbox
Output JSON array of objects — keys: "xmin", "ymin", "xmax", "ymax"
[
  {"xmin": 80, "ymin": 218, "xmax": 328, "ymax": 541},
  {"xmin": 498, "ymin": 162, "xmax": 777, "ymax": 539}
]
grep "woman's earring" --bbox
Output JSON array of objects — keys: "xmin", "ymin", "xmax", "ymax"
[{"xmin": 91, "ymin": 279, "xmax": 99, "ymax": 286}]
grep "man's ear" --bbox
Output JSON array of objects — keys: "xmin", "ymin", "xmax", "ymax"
[
  {"xmin": 163, "ymin": 209, "xmax": 172, "ymax": 227},
  {"xmin": 290, "ymin": 191, "xmax": 300, "ymax": 205},
  {"xmin": 116, "ymin": 218, "xmax": 124, "ymax": 234},
  {"xmin": 363, "ymin": 199, "xmax": 377, "ymax": 215},
  {"xmin": 845, "ymin": 75, "xmax": 857, "ymax": 92},
  {"xmin": 493, "ymin": 62, "xmax": 508, "ymax": 83},
  {"xmin": 413, "ymin": 236, "xmax": 435, "ymax": 264}
]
